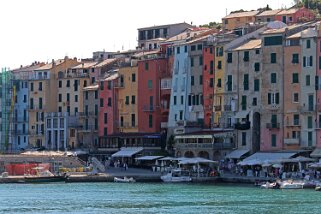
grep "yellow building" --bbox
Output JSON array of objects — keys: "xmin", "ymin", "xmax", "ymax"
[
  {"xmin": 117, "ymin": 65, "xmax": 138, "ymax": 133},
  {"xmin": 222, "ymin": 11, "xmax": 259, "ymax": 31},
  {"xmin": 28, "ymin": 57, "xmax": 79, "ymax": 148},
  {"xmin": 213, "ymin": 45, "xmax": 225, "ymax": 125}
]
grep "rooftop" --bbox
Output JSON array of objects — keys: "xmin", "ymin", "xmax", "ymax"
[
  {"xmin": 12, "ymin": 63, "xmax": 45, "ymax": 73},
  {"xmin": 35, "ymin": 59, "xmax": 65, "ymax": 71},
  {"xmin": 287, "ymin": 27, "xmax": 317, "ymax": 39},
  {"xmin": 94, "ymin": 58, "xmax": 118, "ymax": 68},
  {"xmin": 83, "ymin": 84, "xmax": 99, "ymax": 91},
  {"xmin": 138, "ymin": 22, "xmax": 192, "ymax": 31},
  {"xmin": 233, "ymin": 39, "xmax": 261, "ymax": 51},
  {"xmin": 72, "ymin": 62, "xmax": 98, "ymax": 69},
  {"xmin": 223, "ymin": 10, "xmax": 259, "ymax": 19},
  {"xmin": 256, "ymin": 9, "xmax": 282, "ymax": 17},
  {"xmin": 277, "ymin": 8, "xmax": 299, "ymax": 16}
]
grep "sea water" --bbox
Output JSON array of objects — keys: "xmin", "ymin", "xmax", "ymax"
[{"xmin": 0, "ymin": 183, "xmax": 320, "ymax": 213}]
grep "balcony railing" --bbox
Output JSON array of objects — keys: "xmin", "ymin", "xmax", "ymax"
[
  {"xmin": 175, "ymin": 142, "xmax": 235, "ymax": 150},
  {"xmin": 266, "ymin": 123, "xmax": 280, "ymax": 129},
  {"xmin": 234, "ymin": 121, "xmax": 251, "ymax": 130},
  {"xmin": 214, "ymin": 105, "xmax": 222, "ymax": 111},
  {"xmin": 285, "ymin": 119, "xmax": 300, "ymax": 127},
  {"xmin": 114, "ymin": 82, "xmax": 125, "ymax": 88},
  {"xmin": 298, "ymin": 105, "xmax": 314, "ymax": 113},
  {"xmin": 142, "ymin": 105, "xmax": 156, "ymax": 112},
  {"xmin": 284, "ymin": 138, "xmax": 300, "ymax": 145}
]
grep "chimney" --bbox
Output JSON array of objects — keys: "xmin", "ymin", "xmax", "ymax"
[{"xmin": 52, "ymin": 59, "xmax": 55, "ymax": 67}]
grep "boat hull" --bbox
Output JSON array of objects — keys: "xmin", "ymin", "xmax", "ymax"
[{"xmin": 24, "ymin": 176, "xmax": 66, "ymax": 183}]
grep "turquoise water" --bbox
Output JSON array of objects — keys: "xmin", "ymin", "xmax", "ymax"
[{"xmin": 0, "ymin": 183, "xmax": 320, "ymax": 214}]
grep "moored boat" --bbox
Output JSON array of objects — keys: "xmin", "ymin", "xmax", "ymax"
[
  {"xmin": 279, "ymin": 180, "xmax": 304, "ymax": 189},
  {"xmin": 161, "ymin": 169, "xmax": 192, "ymax": 183},
  {"xmin": 24, "ymin": 175, "xmax": 66, "ymax": 183},
  {"xmin": 114, "ymin": 177, "xmax": 136, "ymax": 183}
]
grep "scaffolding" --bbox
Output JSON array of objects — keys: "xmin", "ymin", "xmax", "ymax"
[{"xmin": 0, "ymin": 67, "xmax": 15, "ymax": 153}]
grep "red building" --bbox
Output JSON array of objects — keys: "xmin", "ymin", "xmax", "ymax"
[
  {"xmin": 202, "ymin": 45, "xmax": 215, "ymax": 128},
  {"xmin": 275, "ymin": 7, "xmax": 315, "ymax": 24},
  {"xmin": 137, "ymin": 52, "xmax": 169, "ymax": 147},
  {"xmin": 98, "ymin": 73, "xmax": 119, "ymax": 149}
]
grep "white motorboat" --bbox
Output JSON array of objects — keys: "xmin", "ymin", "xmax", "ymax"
[
  {"xmin": 260, "ymin": 182, "xmax": 280, "ymax": 189},
  {"xmin": 114, "ymin": 177, "xmax": 136, "ymax": 183},
  {"xmin": 161, "ymin": 169, "xmax": 192, "ymax": 183},
  {"xmin": 279, "ymin": 180, "xmax": 304, "ymax": 189}
]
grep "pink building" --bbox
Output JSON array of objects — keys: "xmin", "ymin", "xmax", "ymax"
[{"xmin": 275, "ymin": 7, "xmax": 315, "ymax": 24}]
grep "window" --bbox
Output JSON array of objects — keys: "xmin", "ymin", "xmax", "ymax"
[
  {"xmin": 254, "ymin": 79, "xmax": 260, "ymax": 91},
  {"xmin": 242, "ymin": 132, "xmax": 246, "ymax": 146},
  {"xmin": 293, "ymin": 114, "xmax": 299, "ymax": 126},
  {"xmin": 307, "ymin": 39, "xmax": 311, "ymax": 49},
  {"xmin": 243, "ymin": 74, "xmax": 249, "ymax": 90},
  {"xmin": 226, "ymin": 75, "xmax": 233, "ymax": 91},
  {"xmin": 39, "ymin": 98, "xmax": 43, "ymax": 109},
  {"xmin": 293, "ymin": 93, "xmax": 299, "ymax": 103},
  {"xmin": 303, "ymin": 56, "xmax": 306, "ymax": 67},
  {"xmin": 132, "ymin": 73, "xmax": 136, "ymax": 82},
  {"xmin": 197, "ymin": 44, "xmax": 202, "ymax": 50},
  {"xmin": 75, "ymin": 107, "xmax": 78, "ymax": 113},
  {"xmin": 271, "ymin": 73, "xmax": 277, "ymax": 83},
  {"xmin": 125, "ymin": 96, "xmax": 129, "ymax": 105},
  {"xmin": 95, "ymin": 105, "xmax": 98, "ymax": 116},
  {"xmin": 176, "ymin": 47, "xmax": 180, "ymax": 54},
  {"xmin": 252, "ymin": 98, "xmax": 257, "ymax": 106},
  {"xmin": 100, "ymin": 98, "xmax": 104, "ymax": 107},
  {"xmin": 99, "ymin": 81, "xmax": 104, "ymax": 90},
  {"xmin": 131, "ymin": 95, "xmax": 136, "ymax": 104},
  {"xmin": 309, "ymin": 56, "xmax": 313, "ymax": 67},
  {"xmin": 191, "ymin": 76, "xmax": 194, "ymax": 86},
  {"xmin": 308, "ymin": 132, "xmax": 313, "ymax": 146},
  {"xmin": 131, "ymin": 114, "xmax": 135, "ymax": 127},
  {"xmin": 67, "ymin": 93, "xmax": 70, "ymax": 102},
  {"xmin": 107, "ymin": 97, "xmax": 112, "ymax": 107},
  {"xmin": 256, "ymin": 49, "xmax": 260, "ymax": 54},
  {"xmin": 319, "ymin": 115, "xmax": 321, "ymax": 128},
  {"xmin": 271, "ymin": 115, "xmax": 278, "ymax": 128},
  {"xmin": 292, "ymin": 54, "xmax": 299, "ymax": 63},
  {"xmin": 308, "ymin": 116, "xmax": 313, "ymax": 129},
  {"xmin": 145, "ymin": 62, "xmax": 149, "ymax": 70},
  {"xmin": 199, "ymin": 75, "xmax": 203, "ymax": 85},
  {"xmin": 58, "ymin": 81, "xmax": 62, "ymax": 88},
  {"xmin": 195, "ymin": 95, "xmax": 199, "ymax": 105},
  {"xmin": 271, "ymin": 53, "xmax": 276, "ymax": 63},
  {"xmin": 173, "ymin": 96, "xmax": 177, "ymax": 105},
  {"xmin": 94, "ymin": 91, "xmax": 98, "ymax": 99},
  {"xmin": 306, "ymin": 75, "xmax": 311, "ymax": 86},
  {"xmin": 241, "ymin": 96, "xmax": 247, "ymax": 110},
  {"xmin": 264, "ymin": 36, "xmax": 283, "ymax": 46},
  {"xmin": 210, "ymin": 61, "xmax": 214, "ymax": 74},
  {"xmin": 75, "ymin": 95, "xmax": 78, "ymax": 102},
  {"xmin": 217, "ymin": 79, "xmax": 222, "ymax": 88},
  {"xmin": 227, "ymin": 53, "xmax": 232, "ymax": 63},
  {"xmin": 30, "ymin": 83, "xmax": 34, "ymax": 91},
  {"xmin": 38, "ymin": 82, "xmax": 42, "ymax": 91},
  {"xmin": 243, "ymin": 51, "xmax": 249, "ymax": 62},
  {"xmin": 184, "ymin": 46, "xmax": 187, "ymax": 52},
  {"xmin": 181, "ymin": 96, "xmax": 184, "ymax": 105},
  {"xmin": 149, "ymin": 114, "xmax": 153, "ymax": 128},
  {"xmin": 178, "ymin": 111, "xmax": 183, "ymax": 120},
  {"xmin": 104, "ymin": 128, "xmax": 107, "ymax": 136},
  {"xmin": 191, "ymin": 57, "xmax": 194, "ymax": 67},
  {"xmin": 319, "ymin": 56, "xmax": 321, "ymax": 70},
  {"xmin": 254, "ymin": 63, "xmax": 260, "ymax": 72},
  {"xmin": 58, "ymin": 94, "xmax": 62, "ymax": 102},
  {"xmin": 292, "ymin": 73, "xmax": 299, "ymax": 83},
  {"xmin": 199, "ymin": 56, "xmax": 203, "ymax": 66},
  {"xmin": 268, "ymin": 92, "xmax": 280, "ymax": 104},
  {"xmin": 191, "ymin": 45, "xmax": 196, "ymax": 51},
  {"xmin": 85, "ymin": 91, "xmax": 88, "ymax": 100},
  {"xmin": 271, "ymin": 134, "xmax": 277, "ymax": 147},
  {"xmin": 148, "ymin": 80, "xmax": 152, "ymax": 89},
  {"xmin": 210, "ymin": 78, "xmax": 214, "ymax": 88},
  {"xmin": 91, "ymin": 77, "xmax": 95, "ymax": 84},
  {"xmin": 217, "ymin": 61, "xmax": 222, "ymax": 69},
  {"xmin": 104, "ymin": 113, "xmax": 108, "ymax": 124},
  {"xmin": 66, "ymin": 80, "xmax": 70, "ymax": 87}
]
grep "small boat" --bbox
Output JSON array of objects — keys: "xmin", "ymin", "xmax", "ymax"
[
  {"xmin": 114, "ymin": 177, "xmax": 136, "ymax": 183},
  {"xmin": 161, "ymin": 169, "xmax": 192, "ymax": 183},
  {"xmin": 24, "ymin": 166, "xmax": 66, "ymax": 183},
  {"xmin": 260, "ymin": 182, "xmax": 280, "ymax": 189},
  {"xmin": 279, "ymin": 180, "xmax": 304, "ymax": 189}
]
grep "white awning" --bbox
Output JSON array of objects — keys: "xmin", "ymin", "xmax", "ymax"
[
  {"xmin": 112, "ymin": 147, "xmax": 143, "ymax": 158},
  {"xmin": 175, "ymin": 135, "xmax": 213, "ymax": 139},
  {"xmin": 234, "ymin": 111, "xmax": 249, "ymax": 119},
  {"xmin": 238, "ymin": 152, "xmax": 297, "ymax": 165},
  {"xmin": 225, "ymin": 149, "xmax": 250, "ymax": 159},
  {"xmin": 135, "ymin": 156, "xmax": 163, "ymax": 161},
  {"xmin": 158, "ymin": 157, "xmax": 177, "ymax": 161},
  {"xmin": 310, "ymin": 148, "xmax": 321, "ymax": 158},
  {"xmin": 179, "ymin": 157, "xmax": 218, "ymax": 164}
]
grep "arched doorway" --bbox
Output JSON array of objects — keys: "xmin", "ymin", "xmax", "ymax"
[
  {"xmin": 252, "ymin": 112, "xmax": 261, "ymax": 152},
  {"xmin": 213, "ymin": 151, "xmax": 221, "ymax": 161},
  {"xmin": 198, "ymin": 151, "xmax": 209, "ymax": 159},
  {"xmin": 184, "ymin": 151, "xmax": 195, "ymax": 158}
]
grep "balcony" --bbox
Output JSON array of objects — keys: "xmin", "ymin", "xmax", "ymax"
[
  {"xmin": 59, "ymin": 72, "xmax": 89, "ymax": 79},
  {"xmin": 214, "ymin": 105, "xmax": 222, "ymax": 111},
  {"xmin": 224, "ymin": 105, "xmax": 231, "ymax": 111},
  {"xmin": 161, "ymin": 122, "xmax": 168, "ymax": 128},
  {"xmin": 175, "ymin": 142, "xmax": 235, "ymax": 150},
  {"xmin": 234, "ymin": 121, "xmax": 250, "ymax": 130},
  {"xmin": 285, "ymin": 120, "xmax": 300, "ymax": 127},
  {"xmin": 29, "ymin": 131, "xmax": 44, "ymax": 136},
  {"xmin": 78, "ymin": 126, "xmax": 98, "ymax": 133},
  {"xmin": 161, "ymin": 79, "xmax": 172, "ymax": 90},
  {"xmin": 143, "ymin": 105, "xmax": 156, "ymax": 112},
  {"xmin": 284, "ymin": 138, "xmax": 300, "ymax": 145},
  {"xmin": 28, "ymin": 106, "xmax": 45, "ymax": 111},
  {"xmin": 114, "ymin": 82, "xmax": 125, "ymax": 88},
  {"xmin": 266, "ymin": 123, "xmax": 280, "ymax": 129},
  {"xmin": 298, "ymin": 105, "xmax": 314, "ymax": 113}
]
